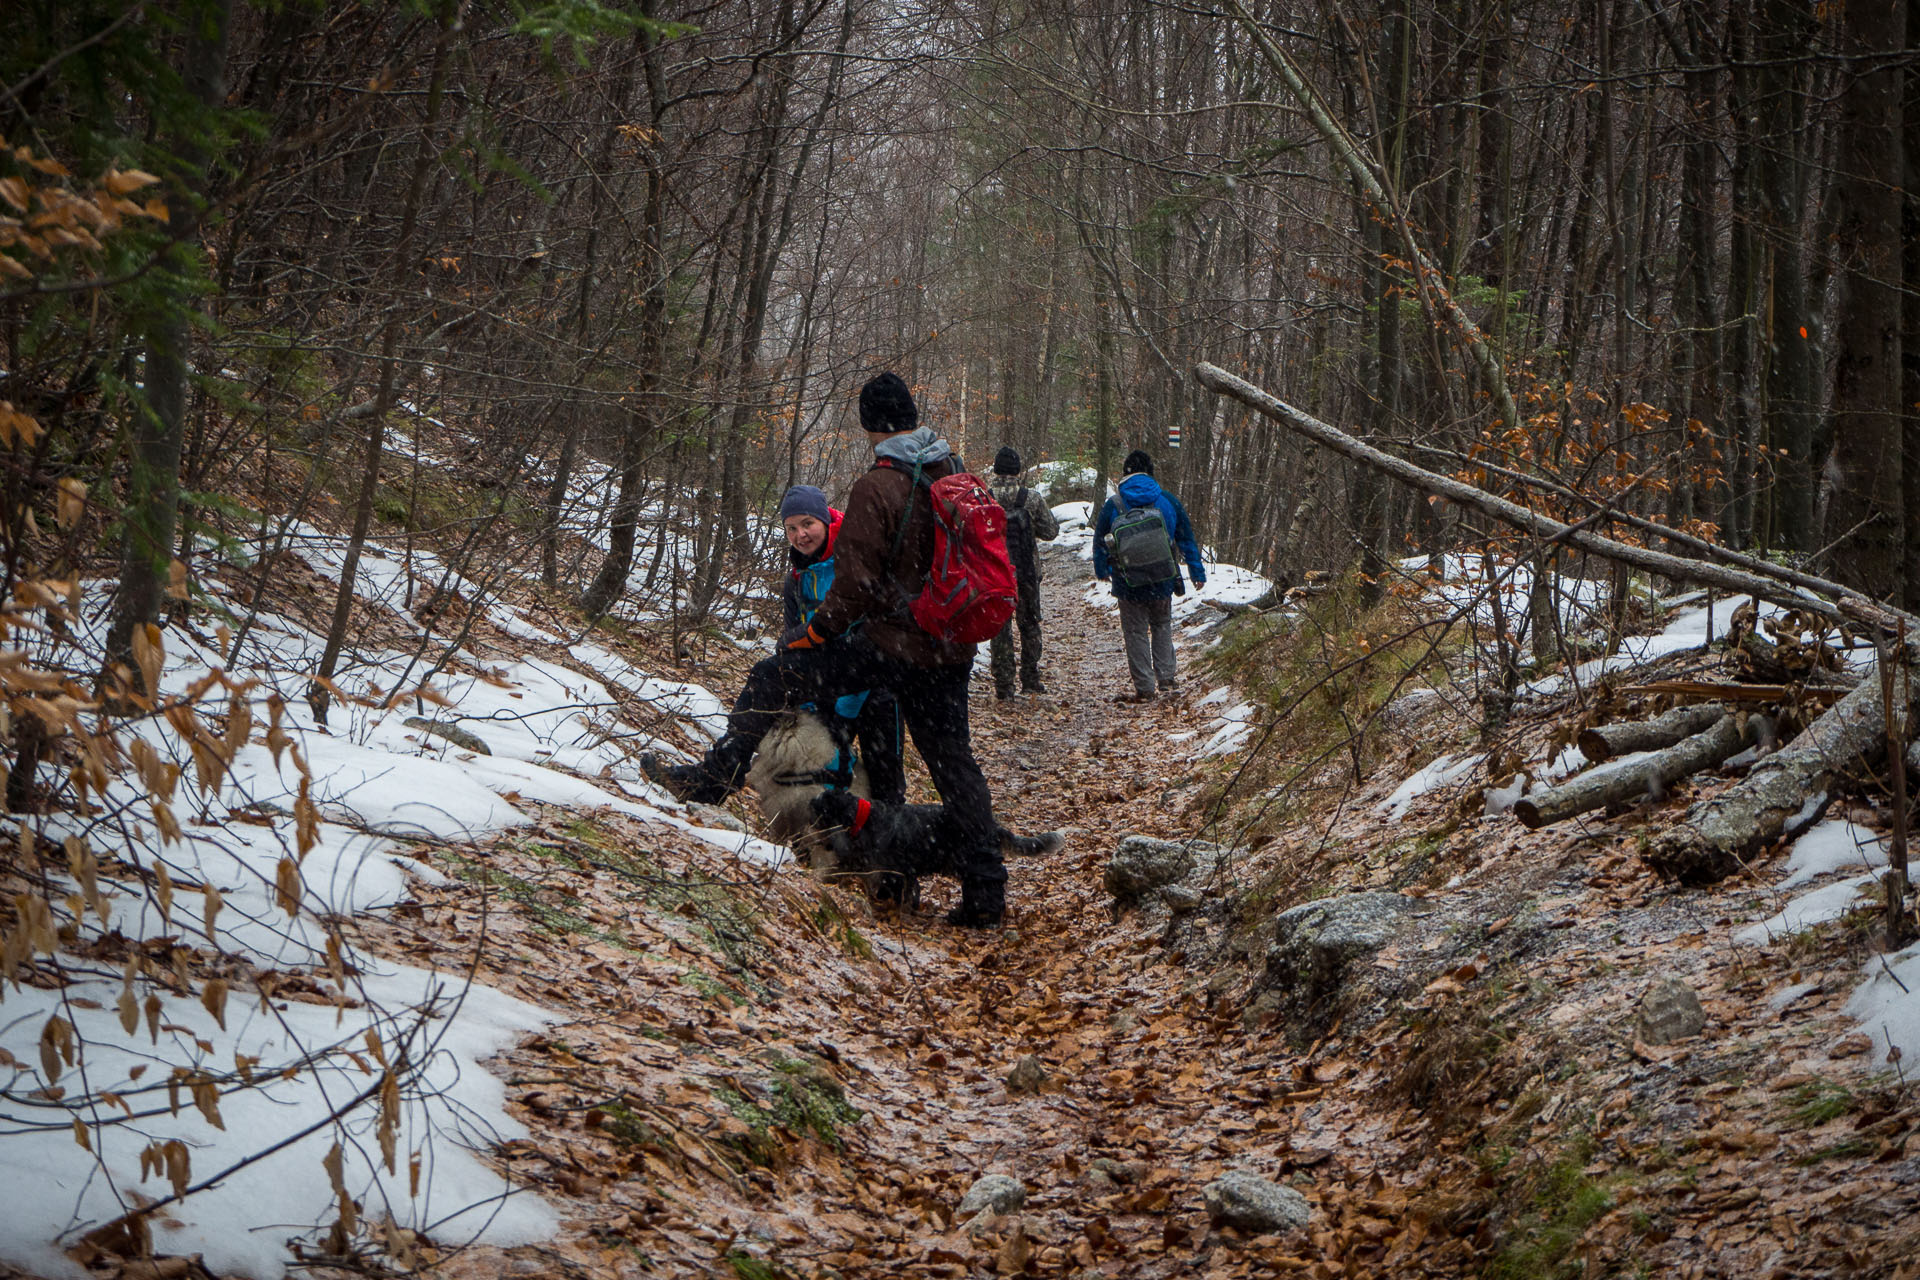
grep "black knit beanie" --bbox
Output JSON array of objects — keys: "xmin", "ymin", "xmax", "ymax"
[
  {"xmin": 1122, "ymin": 449, "xmax": 1154, "ymax": 477},
  {"xmin": 993, "ymin": 446, "xmax": 1021, "ymax": 475},
  {"xmin": 858, "ymin": 371, "xmax": 918, "ymax": 433}
]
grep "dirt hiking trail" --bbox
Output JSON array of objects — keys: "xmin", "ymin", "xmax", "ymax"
[{"xmin": 338, "ymin": 565, "xmax": 1916, "ymax": 1280}]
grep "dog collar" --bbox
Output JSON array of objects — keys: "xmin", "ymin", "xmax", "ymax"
[{"xmin": 850, "ymin": 797, "xmax": 872, "ymax": 836}]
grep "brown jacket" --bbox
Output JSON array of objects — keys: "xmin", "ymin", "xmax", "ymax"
[{"xmin": 809, "ymin": 435, "xmax": 975, "ymax": 667}]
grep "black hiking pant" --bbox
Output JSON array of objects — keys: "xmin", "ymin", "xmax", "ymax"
[{"xmin": 989, "ymin": 576, "xmax": 1044, "ymax": 696}]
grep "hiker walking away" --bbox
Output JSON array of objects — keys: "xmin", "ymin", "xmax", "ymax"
[
  {"xmin": 987, "ymin": 447, "xmax": 1061, "ymax": 700},
  {"xmin": 645, "ymin": 372, "xmax": 1008, "ymax": 927},
  {"xmin": 1091, "ymin": 449, "xmax": 1206, "ymax": 702}
]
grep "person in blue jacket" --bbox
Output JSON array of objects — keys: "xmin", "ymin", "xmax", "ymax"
[
  {"xmin": 769, "ymin": 484, "xmax": 906, "ymax": 803},
  {"xmin": 1091, "ymin": 450, "xmax": 1206, "ymax": 702}
]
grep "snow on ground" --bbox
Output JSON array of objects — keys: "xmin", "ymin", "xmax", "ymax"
[
  {"xmin": 0, "ymin": 523, "xmax": 783, "ymax": 1278},
  {"xmin": 1195, "ymin": 700, "xmax": 1258, "ymax": 760},
  {"xmin": 1734, "ymin": 875, "xmax": 1880, "ymax": 947},
  {"xmin": 1378, "ymin": 753, "xmax": 1486, "ymax": 822},
  {"xmin": 1774, "ymin": 819, "xmax": 1888, "ymax": 890},
  {"xmin": 1845, "ymin": 940, "xmax": 1920, "ymax": 1067}
]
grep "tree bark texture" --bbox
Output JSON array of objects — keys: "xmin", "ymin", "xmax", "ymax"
[
  {"xmin": 1516, "ymin": 712, "xmax": 1766, "ymax": 830},
  {"xmin": 102, "ymin": 0, "xmax": 233, "ymax": 694},
  {"xmin": 1577, "ymin": 702, "xmax": 1731, "ymax": 764}
]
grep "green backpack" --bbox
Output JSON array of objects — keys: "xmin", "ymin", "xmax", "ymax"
[{"xmin": 1107, "ymin": 497, "xmax": 1180, "ymax": 588}]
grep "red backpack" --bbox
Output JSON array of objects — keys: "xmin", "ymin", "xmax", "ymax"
[{"xmin": 884, "ymin": 460, "xmax": 1018, "ymax": 645}]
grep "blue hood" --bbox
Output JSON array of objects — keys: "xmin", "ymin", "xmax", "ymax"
[
  {"xmin": 873, "ymin": 426, "xmax": 953, "ymax": 469},
  {"xmin": 1117, "ymin": 473, "xmax": 1164, "ymax": 507}
]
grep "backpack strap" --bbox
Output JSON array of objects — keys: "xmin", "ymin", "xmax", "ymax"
[{"xmin": 884, "ymin": 458, "xmax": 926, "ymax": 565}]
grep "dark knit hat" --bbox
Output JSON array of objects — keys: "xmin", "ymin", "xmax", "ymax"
[
  {"xmin": 779, "ymin": 484, "xmax": 831, "ymax": 525},
  {"xmin": 993, "ymin": 446, "xmax": 1022, "ymax": 476},
  {"xmin": 1122, "ymin": 449, "xmax": 1154, "ymax": 477},
  {"xmin": 858, "ymin": 371, "xmax": 918, "ymax": 433}
]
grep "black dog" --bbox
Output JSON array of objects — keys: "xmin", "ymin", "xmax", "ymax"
[{"xmin": 806, "ymin": 789, "xmax": 1064, "ymax": 908}]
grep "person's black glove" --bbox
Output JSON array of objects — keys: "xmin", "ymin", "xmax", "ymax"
[
  {"xmin": 781, "ymin": 623, "xmax": 826, "ymax": 651},
  {"xmin": 1175, "ymin": 580, "xmax": 1188, "ymax": 596}
]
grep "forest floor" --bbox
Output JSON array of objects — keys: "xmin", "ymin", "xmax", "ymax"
[{"xmin": 168, "ymin": 564, "xmax": 1920, "ymax": 1280}]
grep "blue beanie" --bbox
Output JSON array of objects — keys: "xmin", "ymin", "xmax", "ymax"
[{"xmin": 779, "ymin": 484, "xmax": 831, "ymax": 525}]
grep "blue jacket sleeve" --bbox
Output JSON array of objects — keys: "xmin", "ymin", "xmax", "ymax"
[
  {"xmin": 1091, "ymin": 499, "xmax": 1114, "ymax": 579},
  {"xmin": 1169, "ymin": 496, "xmax": 1205, "ymax": 584}
]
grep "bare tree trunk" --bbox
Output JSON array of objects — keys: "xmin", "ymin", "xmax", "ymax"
[
  {"xmin": 102, "ymin": 0, "xmax": 233, "ymax": 697},
  {"xmin": 311, "ymin": 2, "xmax": 458, "ymax": 726},
  {"xmin": 1821, "ymin": 0, "xmax": 1906, "ymax": 603}
]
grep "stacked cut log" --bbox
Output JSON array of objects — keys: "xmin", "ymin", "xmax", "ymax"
[
  {"xmin": 1644, "ymin": 659, "xmax": 1920, "ymax": 884},
  {"xmin": 1515, "ymin": 706, "xmax": 1769, "ymax": 830}
]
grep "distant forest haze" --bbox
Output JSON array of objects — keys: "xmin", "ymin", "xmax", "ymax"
[{"xmin": 4, "ymin": 0, "xmax": 1919, "ymax": 666}]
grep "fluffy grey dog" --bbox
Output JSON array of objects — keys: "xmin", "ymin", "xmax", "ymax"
[{"xmin": 745, "ymin": 708, "xmax": 870, "ymax": 851}]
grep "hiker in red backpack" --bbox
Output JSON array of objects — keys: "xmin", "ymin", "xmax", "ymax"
[{"xmin": 645, "ymin": 372, "xmax": 1009, "ymax": 927}]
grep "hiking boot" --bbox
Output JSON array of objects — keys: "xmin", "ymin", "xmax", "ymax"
[
  {"xmin": 640, "ymin": 752, "xmax": 732, "ymax": 805},
  {"xmin": 1158, "ymin": 679, "xmax": 1179, "ymax": 694},
  {"xmin": 1022, "ymin": 680, "xmax": 1048, "ymax": 695},
  {"xmin": 1113, "ymin": 690, "xmax": 1155, "ymax": 704},
  {"xmin": 995, "ymin": 688, "xmax": 1017, "ymax": 702},
  {"xmin": 945, "ymin": 902, "xmax": 1004, "ymax": 929},
  {"xmin": 947, "ymin": 874, "xmax": 1005, "ymax": 928}
]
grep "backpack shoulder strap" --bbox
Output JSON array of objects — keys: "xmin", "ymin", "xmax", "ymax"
[{"xmin": 886, "ymin": 459, "xmax": 926, "ymax": 565}]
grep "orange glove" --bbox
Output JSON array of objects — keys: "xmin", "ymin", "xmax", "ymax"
[{"xmin": 782, "ymin": 623, "xmax": 826, "ymax": 651}]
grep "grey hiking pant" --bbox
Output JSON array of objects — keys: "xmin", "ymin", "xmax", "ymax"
[{"xmin": 1116, "ymin": 595, "xmax": 1176, "ymax": 696}]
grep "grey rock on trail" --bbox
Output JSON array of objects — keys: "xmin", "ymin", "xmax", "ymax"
[
  {"xmin": 958, "ymin": 1174, "xmax": 1027, "ymax": 1216},
  {"xmin": 1203, "ymin": 1172, "xmax": 1311, "ymax": 1233},
  {"xmin": 1634, "ymin": 977, "xmax": 1706, "ymax": 1044}
]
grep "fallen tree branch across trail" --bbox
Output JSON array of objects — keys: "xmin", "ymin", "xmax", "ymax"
[
  {"xmin": 1517, "ymin": 712, "xmax": 1770, "ymax": 830},
  {"xmin": 1192, "ymin": 362, "xmax": 1920, "ymax": 634},
  {"xmin": 1578, "ymin": 702, "xmax": 1732, "ymax": 764}
]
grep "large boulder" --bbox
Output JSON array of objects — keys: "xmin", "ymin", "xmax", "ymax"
[
  {"xmin": 1255, "ymin": 891, "xmax": 1423, "ymax": 1040},
  {"xmin": 1203, "ymin": 1172, "xmax": 1310, "ymax": 1233},
  {"xmin": 1265, "ymin": 891, "xmax": 1419, "ymax": 994}
]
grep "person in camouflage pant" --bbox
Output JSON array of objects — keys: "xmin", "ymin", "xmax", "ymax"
[{"xmin": 986, "ymin": 447, "xmax": 1061, "ymax": 699}]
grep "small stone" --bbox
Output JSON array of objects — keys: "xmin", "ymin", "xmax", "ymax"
[
  {"xmin": 1241, "ymin": 990, "xmax": 1285, "ymax": 1031},
  {"xmin": 1203, "ymin": 1172, "xmax": 1310, "ymax": 1233},
  {"xmin": 1006, "ymin": 1055, "xmax": 1048, "ymax": 1096},
  {"xmin": 1104, "ymin": 836, "xmax": 1196, "ymax": 901},
  {"xmin": 1162, "ymin": 883, "xmax": 1203, "ymax": 912},
  {"xmin": 958, "ymin": 1173, "xmax": 1026, "ymax": 1216},
  {"xmin": 688, "ymin": 803, "xmax": 747, "ymax": 834},
  {"xmin": 403, "ymin": 716, "xmax": 492, "ymax": 755},
  {"xmin": 1633, "ymin": 977, "xmax": 1706, "ymax": 1045},
  {"xmin": 1089, "ymin": 1157, "xmax": 1139, "ymax": 1185}
]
